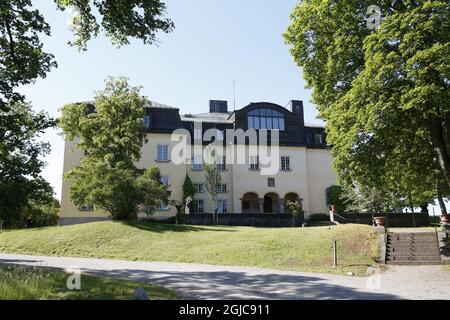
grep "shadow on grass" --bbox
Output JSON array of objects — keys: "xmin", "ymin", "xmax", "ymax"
[
  {"xmin": 0, "ymin": 259, "xmax": 399, "ymax": 300},
  {"xmin": 122, "ymin": 220, "xmax": 237, "ymax": 233}
]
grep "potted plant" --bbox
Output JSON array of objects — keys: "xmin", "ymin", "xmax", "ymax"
[
  {"xmin": 373, "ymin": 216, "xmax": 385, "ymax": 227},
  {"xmin": 440, "ymin": 212, "xmax": 450, "ymax": 225}
]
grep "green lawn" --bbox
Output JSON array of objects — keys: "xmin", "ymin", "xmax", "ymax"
[
  {"xmin": 0, "ymin": 265, "xmax": 178, "ymax": 300},
  {"xmin": 0, "ymin": 221, "xmax": 380, "ymax": 275}
]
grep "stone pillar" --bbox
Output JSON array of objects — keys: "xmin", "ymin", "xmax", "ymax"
[
  {"xmin": 279, "ymin": 198, "xmax": 285, "ymax": 214},
  {"xmin": 258, "ymin": 198, "xmax": 264, "ymax": 213}
]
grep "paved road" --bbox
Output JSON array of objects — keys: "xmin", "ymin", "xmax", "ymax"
[{"xmin": 0, "ymin": 253, "xmax": 449, "ymax": 300}]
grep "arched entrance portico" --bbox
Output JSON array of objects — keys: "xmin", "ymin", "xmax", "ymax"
[
  {"xmin": 263, "ymin": 193, "xmax": 279, "ymax": 213},
  {"xmin": 242, "ymin": 192, "xmax": 259, "ymax": 213},
  {"xmin": 285, "ymin": 192, "xmax": 301, "ymax": 213}
]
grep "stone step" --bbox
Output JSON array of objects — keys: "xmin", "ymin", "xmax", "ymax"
[
  {"xmin": 387, "ymin": 241, "xmax": 438, "ymax": 246},
  {"xmin": 388, "ymin": 247, "xmax": 439, "ymax": 253},
  {"xmin": 387, "ymin": 253, "xmax": 441, "ymax": 260},
  {"xmin": 388, "ymin": 236, "xmax": 438, "ymax": 240},
  {"xmin": 388, "ymin": 237, "xmax": 437, "ymax": 241},
  {"xmin": 386, "ymin": 261, "xmax": 443, "ymax": 265},
  {"xmin": 387, "ymin": 245, "xmax": 439, "ymax": 250}
]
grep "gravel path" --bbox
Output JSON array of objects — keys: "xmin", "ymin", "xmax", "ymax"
[{"xmin": 0, "ymin": 253, "xmax": 449, "ymax": 300}]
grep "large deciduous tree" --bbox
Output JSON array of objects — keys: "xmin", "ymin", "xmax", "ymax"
[
  {"xmin": 1, "ymin": 0, "xmax": 173, "ymax": 223},
  {"xmin": 285, "ymin": 0, "xmax": 450, "ymax": 205},
  {"xmin": 60, "ymin": 77, "xmax": 170, "ymax": 220}
]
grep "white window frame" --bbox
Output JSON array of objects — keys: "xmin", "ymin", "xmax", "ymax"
[
  {"xmin": 194, "ymin": 183, "xmax": 205, "ymax": 193},
  {"xmin": 249, "ymin": 155, "xmax": 260, "ymax": 171},
  {"xmin": 217, "ymin": 183, "xmax": 227, "ymax": 193},
  {"xmin": 194, "ymin": 199, "xmax": 204, "ymax": 213},
  {"xmin": 157, "ymin": 145, "xmax": 169, "ymax": 161},
  {"xmin": 161, "ymin": 176, "xmax": 169, "ymax": 186},
  {"xmin": 281, "ymin": 156, "xmax": 291, "ymax": 171},
  {"xmin": 216, "ymin": 199, "xmax": 228, "ymax": 213}
]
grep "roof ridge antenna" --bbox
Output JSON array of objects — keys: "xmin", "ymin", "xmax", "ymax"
[{"xmin": 232, "ymin": 79, "xmax": 236, "ymax": 111}]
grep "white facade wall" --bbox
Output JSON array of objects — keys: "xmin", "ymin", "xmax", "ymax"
[{"xmin": 60, "ymin": 134, "xmax": 337, "ymax": 223}]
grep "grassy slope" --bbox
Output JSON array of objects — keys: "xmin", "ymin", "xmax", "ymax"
[
  {"xmin": 0, "ymin": 265, "xmax": 178, "ymax": 300},
  {"xmin": 0, "ymin": 221, "xmax": 379, "ymax": 275}
]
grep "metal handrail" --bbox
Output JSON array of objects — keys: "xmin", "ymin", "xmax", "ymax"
[{"xmin": 432, "ymin": 208, "xmax": 441, "ymax": 257}]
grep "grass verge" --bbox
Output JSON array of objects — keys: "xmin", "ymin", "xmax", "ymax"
[
  {"xmin": 0, "ymin": 221, "xmax": 380, "ymax": 276},
  {"xmin": 0, "ymin": 265, "xmax": 178, "ymax": 300}
]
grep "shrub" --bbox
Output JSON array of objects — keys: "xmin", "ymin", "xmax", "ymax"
[{"xmin": 309, "ymin": 213, "xmax": 330, "ymax": 222}]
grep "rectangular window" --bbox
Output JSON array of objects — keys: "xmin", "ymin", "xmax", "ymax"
[
  {"xmin": 143, "ymin": 115, "xmax": 151, "ymax": 128},
  {"xmin": 279, "ymin": 118, "xmax": 285, "ymax": 131},
  {"xmin": 217, "ymin": 184, "xmax": 227, "ymax": 193},
  {"xmin": 79, "ymin": 205, "xmax": 94, "ymax": 211},
  {"xmin": 216, "ymin": 199, "xmax": 228, "ymax": 213},
  {"xmin": 268, "ymin": 178, "xmax": 275, "ymax": 187},
  {"xmin": 260, "ymin": 117, "xmax": 267, "ymax": 129},
  {"xmin": 248, "ymin": 116, "xmax": 255, "ymax": 129},
  {"xmin": 157, "ymin": 145, "xmax": 169, "ymax": 161},
  {"xmin": 159, "ymin": 177, "xmax": 169, "ymax": 210},
  {"xmin": 159, "ymin": 176, "xmax": 169, "ymax": 211},
  {"xmin": 314, "ymin": 133, "xmax": 323, "ymax": 144},
  {"xmin": 194, "ymin": 183, "xmax": 205, "ymax": 193},
  {"xmin": 194, "ymin": 199, "xmax": 204, "ymax": 213},
  {"xmin": 192, "ymin": 155, "xmax": 203, "ymax": 171},
  {"xmin": 273, "ymin": 118, "xmax": 280, "ymax": 130},
  {"xmin": 249, "ymin": 155, "xmax": 260, "ymax": 171},
  {"xmin": 281, "ymin": 156, "xmax": 291, "ymax": 171},
  {"xmin": 266, "ymin": 117, "xmax": 273, "ymax": 129},
  {"xmin": 160, "ymin": 176, "xmax": 169, "ymax": 186},
  {"xmin": 217, "ymin": 130, "xmax": 224, "ymax": 141},
  {"xmin": 217, "ymin": 156, "xmax": 226, "ymax": 171},
  {"xmin": 194, "ymin": 128, "xmax": 202, "ymax": 140}
]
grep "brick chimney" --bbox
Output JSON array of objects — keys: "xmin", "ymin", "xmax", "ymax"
[{"xmin": 288, "ymin": 100, "xmax": 305, "ymax": 142}]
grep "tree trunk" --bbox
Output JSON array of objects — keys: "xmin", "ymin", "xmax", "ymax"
[
  {"xmin": 437, "ymin": 194, "xmax": 447, "ymax": 215},
  {"xmin": 428, "ymin": 118, "xmax": 450, "ymax": 189}
]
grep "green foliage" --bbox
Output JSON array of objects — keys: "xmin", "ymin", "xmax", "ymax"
[
  {"xmin": 203, "ymin": 156, "xmax": 222, "ymax": 217},
  {"xmin": 286, "ymin": 200, "xmax": 304, "ymax": 227},
  {"xmin": 0, "ymin": 265, "xmax": 178, "ymax": 300},
  {"xmin": 60, "ymin": 77, "xmax": 170, "ymax": 220},
  {"xmin": 54, "ymin": 0, "xmax": 174, "ymax": 50},
  {"xmin": 0, "ymin": 0, "xmax": 57, "ymax": 103},
  {"xmin": 182, "ymin": 175, "xmax": 196, "ymax": 205},
  {"xmin": 326, "ymin": 185, "xmax": 350, "ymax": 213},
  {"xmin": 286, "ymin": 200, "xmax": 302, "ymax": 215},
  {"xmin": 0, "ymin": 101, "xmax": 57, "ymax": 226},
  {"xmin": 0, "ymin": 221, "xmax": 379, "ymax": 276},
  {"xmin": 1, "ymin": 1, "xmax": 173, "ymax": 227},
  {"xmin": 343, "ymin": 185, "xmax": 397, "ymax": 213},
  {"xmin": 285, "ymin": 0, "xmax": 450, "ymax": 204}
]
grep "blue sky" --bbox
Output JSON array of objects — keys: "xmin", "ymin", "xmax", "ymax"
[{"xmin": 19, "ymin": 0, "xmax": 322, "ymax": 201}]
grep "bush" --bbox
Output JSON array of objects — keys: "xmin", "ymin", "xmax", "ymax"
[
  {"xmin": 309, "ymin": 213, "xmax": 330, "ymax": 222},
  {"xmin": 4, "ymin": 199, "xmax": 60, "ymax": 229}
]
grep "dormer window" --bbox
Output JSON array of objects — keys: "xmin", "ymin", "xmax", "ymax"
[
  {"xmin": 143, "ymin": 115, "xmax": 151, "ymax": 128},
  {"xmin": 314, "ymin": 133, "xmax": 323, "ymax": 145},
  {"xmin": 247, "ymin": 109, "xmax": 285, "ymax": 130}
]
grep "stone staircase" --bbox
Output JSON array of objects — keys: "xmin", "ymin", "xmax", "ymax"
[{"xmin": 386, "ymin": 232, "xmax": 442, "ymax": 265}]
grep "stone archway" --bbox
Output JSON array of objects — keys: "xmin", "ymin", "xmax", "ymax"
[
  {"xmin": 242, "ymin": 192, "xmax": 259, "ymax": 213},
  {"xmin": 285, "ymin": 192, "xmax": 300, "ymax": 214},
  {"xmin": 263, "ymin": 193, "xmax": 279, "ymax": 213}
]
